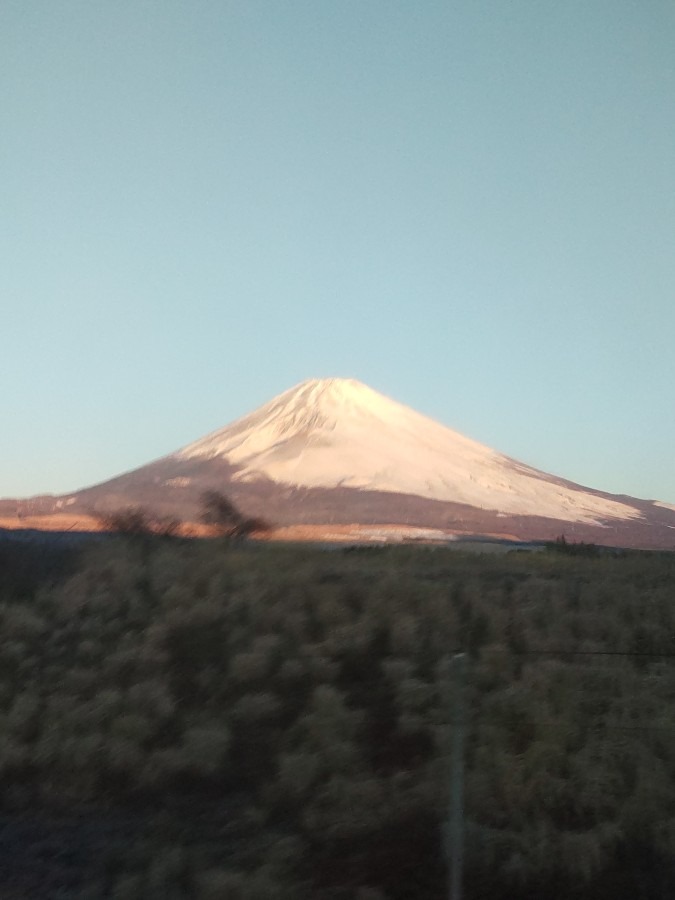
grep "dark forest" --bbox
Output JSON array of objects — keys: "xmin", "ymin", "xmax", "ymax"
[{"xmin": 1, "ymin": 532, "xmax": 674, "ymax": 898}]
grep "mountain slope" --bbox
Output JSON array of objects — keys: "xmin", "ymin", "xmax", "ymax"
[
  {"xmin": 2, "ymin": 378, "xmax": 674, "ymax": 548},
  {"xmin": 176, "ymin": 378, "xmax": 638, "ymax": 526}
]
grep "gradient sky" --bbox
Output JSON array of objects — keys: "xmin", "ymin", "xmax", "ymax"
[{"xmin": 3, "ymin": 1, "xmax": 675, "ymax": 503}]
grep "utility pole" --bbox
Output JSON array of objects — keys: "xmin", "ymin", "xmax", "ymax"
[{"xmin": 446, "ymin": 652, "xmax": 466, "ymax": 900}]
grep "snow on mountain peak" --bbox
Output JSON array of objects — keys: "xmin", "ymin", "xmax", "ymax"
[
  {"xmin": 266, "ymin": 377, "xmax": 402, "ymax": 430},
  {"xmin": 176, "ymin": 378, "xmax": 642, "ymax": 525}
]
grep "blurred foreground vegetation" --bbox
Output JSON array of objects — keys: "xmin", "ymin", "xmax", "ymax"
[{"xmin": 1, "ymin": 532, "xmax": 675, "ymax": 898}]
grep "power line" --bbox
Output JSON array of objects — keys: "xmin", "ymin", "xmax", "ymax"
[
  {"xmin": 517, "ymin": 649, "xmax": 675, "ymax": 658},
  {"xmin": 491, "ymin": 721, "xmax": 675, "ymax": 735}
]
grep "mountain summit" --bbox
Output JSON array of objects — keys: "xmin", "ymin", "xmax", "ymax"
[
  {"xmin": 3, "ymin": 377, "xmax": 675, "ymax": 547},
  {"xmin": 176, "ymin": 377, "xmax": 637, "ymax": 525}
]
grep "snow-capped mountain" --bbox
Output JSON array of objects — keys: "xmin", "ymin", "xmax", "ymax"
[
  {"xmin": 177, "ymin": 378, "xmax": 637, "ymax": 526},
  {"xmin": 3, "ymin": 378, "xmax": 675, "ymax": 547}
]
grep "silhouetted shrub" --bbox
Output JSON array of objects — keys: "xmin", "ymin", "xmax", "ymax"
[{"xmin": 200, "ymin": 490, "xmax": 270, "ymax": 538}]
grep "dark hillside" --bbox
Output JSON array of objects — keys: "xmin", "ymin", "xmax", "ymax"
[
  {"xmin": 0, "ymin": 538, "xmax": 674, "ymax": 897},
  {"xmin": 0, "ymin": 529, "xmax": 93, "ymax": 601}
]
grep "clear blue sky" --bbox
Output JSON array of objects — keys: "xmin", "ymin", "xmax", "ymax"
[{"xmin": 3, "ymin": 1, "xmax": 674, "ymax": 503}]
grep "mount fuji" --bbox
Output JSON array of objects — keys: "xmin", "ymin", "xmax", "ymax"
[{"xmin": 3, "ymin": 378, "xmax": 675, "ymax": 547}]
